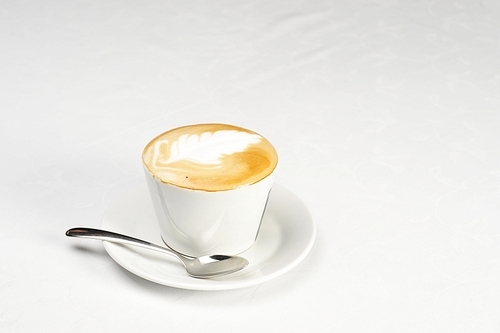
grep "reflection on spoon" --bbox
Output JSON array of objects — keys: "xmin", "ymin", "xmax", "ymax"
[{"xmin": 65, "ymin": 227, "xmax": 248, "ymax": 279}]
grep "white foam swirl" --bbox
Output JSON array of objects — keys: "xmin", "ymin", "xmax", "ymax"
[{"xmin": 153, "ymin": 130, "xmax": 262, "ymax": 166}]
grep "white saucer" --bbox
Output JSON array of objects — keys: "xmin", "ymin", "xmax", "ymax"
[{"xmin": 101, "ymin": 183, "xmax": 316, "ymax": 291}]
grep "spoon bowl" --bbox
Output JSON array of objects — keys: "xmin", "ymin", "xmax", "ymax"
[{"xmin": 65, "ymin": 227, "xmax": 249, "ymax": 278}]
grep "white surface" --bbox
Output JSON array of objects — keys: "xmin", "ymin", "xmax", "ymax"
[
  {"xmin": 102, "ymin": 183, "xmax": 315, "ymax": 290},
  {"xmin": 1, "ymin": 0, "xmax": 499, "ymax": 332}
]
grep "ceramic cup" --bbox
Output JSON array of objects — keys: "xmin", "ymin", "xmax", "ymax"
[{"xmin": 142, "ymin": 123, "xmax": 278, "ymax": 257}]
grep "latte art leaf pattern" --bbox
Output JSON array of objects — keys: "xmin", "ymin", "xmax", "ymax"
[{"xmin": 154, "ymin": 130, "xmax": 262, "ymax": 166}]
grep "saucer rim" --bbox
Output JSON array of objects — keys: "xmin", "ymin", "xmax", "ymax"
[{"xmin": 101, "ymin": 183, "xmax": 316, "ymax": 290}]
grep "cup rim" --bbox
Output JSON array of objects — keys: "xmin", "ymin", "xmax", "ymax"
[{"xmin": 141, "ymin": 123, "xmax": 278, "ymax": 192}]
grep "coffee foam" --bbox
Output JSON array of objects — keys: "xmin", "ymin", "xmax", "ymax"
[{"xmin": 142, "ymin": 124, "xmax": 278, "ymax": 191}]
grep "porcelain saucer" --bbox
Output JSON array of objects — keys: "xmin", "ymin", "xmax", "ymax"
[{"xmin": 101, "ymin": 183, "xmax": 316, "ymax": 291}]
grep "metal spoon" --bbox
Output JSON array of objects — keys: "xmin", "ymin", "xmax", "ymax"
[{"xmin": 65, "ymin": 227, "xmax": 248, "ymax": 279}]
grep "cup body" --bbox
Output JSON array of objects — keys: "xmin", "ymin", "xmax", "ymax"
[{"xmin": 143, "ymin": 168, "xmax": 274, "ymax": 257}]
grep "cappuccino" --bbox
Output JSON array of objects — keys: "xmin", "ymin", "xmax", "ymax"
[{"xmin": 142, "ymin": 124, "xmax": 278, "ymax": 191}]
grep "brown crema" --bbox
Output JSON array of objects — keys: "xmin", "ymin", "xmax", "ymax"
[{"xmin": 142, "ymin": 124, "xmax": 278, "ymax": 191}]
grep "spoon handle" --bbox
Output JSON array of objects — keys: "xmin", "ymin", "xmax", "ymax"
[{"xmin": 65, "ymin": 227, "xmax": 187, "ymax": 261}]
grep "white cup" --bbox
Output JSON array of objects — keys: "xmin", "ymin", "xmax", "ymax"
[{"xmin": 142, "ymin": 124, "xmax": 277, "ymax": 257}]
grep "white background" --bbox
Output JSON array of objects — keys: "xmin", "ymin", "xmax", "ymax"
[{"xmin": 1, "ymin": 0, "xmax": 499, "ymax": 331}]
